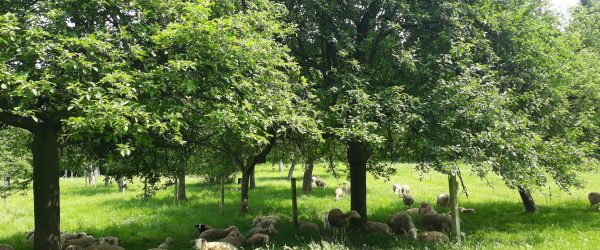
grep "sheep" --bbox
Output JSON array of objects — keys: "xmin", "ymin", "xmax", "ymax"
[
  {"xmin": 402, "ymin": 193, "xmax": 415, "ymax": 208},
  {"xmin": 342, "ymin": 183, "xmax": 350, "ymax": 194},
  {"xmin": 311, "ymin": 176, "xmax": 319, "ymax": 183},
  {"xmin": 419, "ymin": 202, "xmax": 437, "ymax": 216},
  {"xmin": 322, "ymin": 212, "xmax": 330, "ymax": 230},
  {"xmin": 589, "ymin": 192, "xmax": 600, "ymax": 206},
  {"xmin": 421, "ymin": 213, "xmax": 452, "ymax": 233},
  {"xmin": 193, "ymin": 238, "xmax": 238, "ymax": 250},
  {"xmin": 315, "ymin": 179, "xmax": 326, "ymax": 189},
  {"xmin": 256, "ymin": 218, "xmax": 279, "ymax": 229},
  {"xmin": 246, "ymin": 233, "xmax": 270, "ymax": 246},
  {"xmin": 327, "ymin": 209, "xmax": 361, "ymax": 241},
  {"xmin": 406, "ymin": 208, "xmax": 420, "ymax": 216},
  {"xmin": 148, "ymin": 237, "xmax": 172, "ymax": 249},
  {"xmin": 387, "ymin": 212, "xmax": 417, "ymax": 239},
  {"xmin": 195, "ymin": 224, "xmax": 213, "ymax": 237},
  {"xmin": 218, "ymin": 231, "xmax": 246, "ymax": 248},
  {"xmin": 392, "ymin": 184, "xmax": 401, "ymax": 194},
  {"xmin": 64, "ymin": 235, "xmax": 96, "ymax": 249},
  {"xmin": 458, "ymin": 207, "xmax": 476, "ymax": 214},
  {"xmin": 247, "ymin": 224, "xmax": 278, "ymax": 237},
  {"xmin": 417, "ymin": 231, "xmax": 449, "ymax": 243},
  {"xmin": 252, "ymin": 215, "xmax": 280, "ymax": 227},
  {"xmin": 298, "ymin": 221, "xmax": 320, "ymax": 234},
  {"xmin": 200, "ymin": 226, "xmax": 240, "ymax": 241},
  {"xmin": 61, "ymin": 233, "xmax": 81, "ymax": 242},
  {"xmin": 0, "ymin": 244, "xmax": 14, "ymax": 250},
  {"xmin": 365, "ymin": 221, "xmax": 393, "ymax": 236},
  {"xmin": 400, "ymin": 184, "xmax": 410, "ymax": 194},
  {"xmin": 334, "ymin": 188, "xmax": 345, "ymax": 200},
  {"xmin": 85, "ymin": 242, "xmax": 125, "ymax": 250},
  {"xmin": 437, "ymin": 193, "xmax": 450, "ymax": 208},
  {"xmin": 393, "ymin": 184, "xmax": 410, "ymax": 195},
  {"xmin": 64, "ymin": 246, "xmax": 84, "ymax": 250},
  {"xmin": 25, "ymin": 230, "xmax": 35, "ymax": 243}
]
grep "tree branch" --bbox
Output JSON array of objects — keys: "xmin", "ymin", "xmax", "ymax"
[{"xmin": 0, "ymin": 111, "xmax": 36, "ymax": 132}]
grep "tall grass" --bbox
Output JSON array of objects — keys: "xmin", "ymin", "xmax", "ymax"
[{"xmin": 1, "ymin": 163, "xmax": 599, "ymax": 249}]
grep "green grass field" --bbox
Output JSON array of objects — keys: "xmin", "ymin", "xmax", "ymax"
[{"xmin": 1, "ymin": 163, "xmax": 599, "ymax": 250}]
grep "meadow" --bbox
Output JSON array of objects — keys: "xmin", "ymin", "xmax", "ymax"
[{"xmin": 1, "ymin": 163, "xmax": 599, "ymax": 250}]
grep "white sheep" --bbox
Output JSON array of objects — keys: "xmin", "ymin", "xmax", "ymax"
[
  {"xmin": 64, "ymin": 235, "xmax": 95, "ymax": 249},
  {"xmin": 334, "ymin": 188, "xmax": 345, "ymax": 200},
  {"xmin": 193, "ymin": 238, "xmax": 237, "ymax": 250},
  {"xmin": 148, "ymin": 237, "xmax": 172, "ymax": 249},
  {"xmin": 437, "ymin": 193, "xmax": 450, "ymax": 207}
]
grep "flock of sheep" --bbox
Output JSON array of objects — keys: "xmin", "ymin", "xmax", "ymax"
[{"xmin": 2, "ymin": 183, "xmax": 598, "ymax": 250}]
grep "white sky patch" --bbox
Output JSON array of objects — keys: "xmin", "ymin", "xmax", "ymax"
[{"xmin": 549, "ymin": 0, "xmax": 580, "ymax": 23}]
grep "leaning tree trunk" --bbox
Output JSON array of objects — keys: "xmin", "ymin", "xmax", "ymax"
[
  {"xmin": 347, "ymin": 140, "xmax": 370, "ymax": 228},
  {"xmin": 302, "ymin": 160, "xmax": 314, "ymax": 192},
  {"xmin": 32, "ymin": 123, "xmax": 61, "ymax": 250},
  {"xmin": 287, "ymin": 160, "xmax": 296, "ymax": 179},
  {"xmin": 518, "ymin": 186, "xmax": 538, "ymax": 213},
  {"xmin": 240, "ymin": 169, "xmax": 251, "ymax": 213},
  {"xmin": 177, "ymin": 169, "xmax": 186, "ymax": 201}
]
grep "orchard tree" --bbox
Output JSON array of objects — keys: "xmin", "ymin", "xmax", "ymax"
[
  {"xmin": 0, "ymin": 127, "xmax": 32, "ymax": 197},
  {"xmin": 0, "ymin": 1, "xmax": 184, "ymax": 248}
]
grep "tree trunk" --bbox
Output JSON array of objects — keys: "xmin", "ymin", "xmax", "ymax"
[
  {"xmin": 518, "ymin": 186, "xmax": 538, "ymax": 213},
  {"xmin": 287, "ymin": 160, "xmax": 296, "ymax": 179},
  {"xmin": 31, "ymin": 123, "xmax": 61, "ymax": 250},
  {"xmin": 302, "ymin": 160, "xmax": 314, "ymax": 192},
  {"xmin": 240, "ymin": 170, "xmax": 251, "ymax": 213},
  {"xmin": 177, "ymin": 169, "xmax": 186, "ymax": 201},
  {"xmin": 347, "ymin": 140, "xmax": 370, "ymax": 228},
  {"xmin": 104, "ymin": 175, "xmax": 110, "ymax": 187},
  {"xmin": 249, "ymin": 169, "xmax": 256, "ymax": 189},
  {"xmin": 278, "ymin": 160, "xmax": 283, "ymax": 172}
]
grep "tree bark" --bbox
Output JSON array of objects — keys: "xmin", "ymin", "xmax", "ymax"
[
  {"xmin": 302, "ymin": 160, "xmax": 314, "ymax": 192},
  {"xmin": 347, "ymin": 140, "xmax": 370, "ymax": 228},
  {"xmin": 177, "ymin": 169, "xmax": 186, "ymax": 201},
  {"xmin": 287, "ymin": 160, "xmax": 296, "ymax": 179},
  {"xmin": 249, "ymin": 169, "xmax": 256, "ymax": 189},
  {"xmin": 104, "ymin": 175, "xmax": 110, "ymax": 187},
  {"xmin": 31, "ymin": 123, "xmax": 61, "ymax": 250},
  {"xmin": 518, "ymin": 186, "xmax": 538, "ymax": 213},
  {"xmin": 240, "ymin": 169, "xmax": 251, "ymax": 213},
  {"xmin": 278, "ymin": 160, "xmax": 283, "ymax": 172}
]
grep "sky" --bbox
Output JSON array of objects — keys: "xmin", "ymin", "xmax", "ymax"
[{"xmin": 549, "ymin": 0, "xmax": 580, "ymax": 18}]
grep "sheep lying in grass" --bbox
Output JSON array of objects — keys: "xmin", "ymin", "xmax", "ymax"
[
  {"xmin": 437, "ymin": 194, "xmax": 449, "ymax": 208},
  {"xmin": 421, "ymin": 212, "xmax": 452, "ymax": 233},
  {"xmin": 0, "ymin": 244, "xmax": 14, "ymax": 250},
  {"xmin": 406, "ymin": 208, "xmax": 420, "ymax": 216},
  {"xmin": 218, "ymin": 231, "xmax": 246, "ymax": 248},
  {"xmin": 86, "ymin": 242, "xmax": 125, "ymax": 250},
  {"xmin": 246, "ymin": 233, "xmax": 269, "ymax": 246},
  {"xmin": 252, "ymin": 215, "xmax": 280, "ymax": 227},
  {"xmin": 256, "ymin": 218, "xmax": 279, "ymax": 229},
  {"xmin": 388, "ymin": 212, "xmax": 417, "ymax": 239},
  {"xmin": 200, "ymin": 227, "xmax": 240, "ymax": 241},
  {"xmin": 589, "ymin": 192, "xmax": 600, "ymax": 206},
  {"xmin": 195, "ymin": 224, "xmax": 213, "ymax": 237},
  {"xmin": 64, "ymin": 235, "xmax": 96, "ymax": 249},
  {"xmin": 247, "ymin": 224, "xmax": 278, "ymax": 237},
  {"xmin": 365, "ymin": 221, "xmax": 393, "ymax": 236},
  {"xmin": 298, "ymin": 221, "xmax": 320, "ymax": 234},
  {"xmin": 417, "ymin": 231, "xmax": 449, "ymax": 243},
  {"xmin": 193, "ymin": 238, "xmax": 237, "ymax": 250},
  {"xmin": 459, "ymin": 207, "xmax": 476, "ymax": 214},
  {"xmin": 148, "ymin": 237, "xmax": 172, "ymax": 250}
]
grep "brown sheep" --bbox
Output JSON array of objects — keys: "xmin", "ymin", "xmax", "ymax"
[
  {"xmin": 0, "ymin": 244, "xmax": 14, "ymax": 250},
  {"xmin": 246, "ymin": 233, "xmax": 269, "ymax": 246},
  {"xmin": 256, "ymin": 218, "xmax": 278, "ymax": 229},
  {"xmin": 199, "ymin": 226, "xmax": 239, "ymax": 241},
  {"xmin": 365, "ymin": 221, "xmax": 393, "ymax": 236},
  {"xmin": 252, "ymin": 215, "xmax": 280, "ymax": 227},
  {"xmin": 218, "ymin": 231, "xmax": 246, "ymax": 248},
  {"xmin": 419, "ymin": 202, "xmax": 437, "ymax": 216},
  {"xmin": 437, "ymin": 193, "xmax": 450, "ymax": 208},
  {"xmin": 327, "ymin": 209, "xmax": 361, "ymax": 241},
  {"xmin": 64, "ymin": 235, "xmax": 96, "ymax": 249},
  {"xmin": 421, "ymin": 213, "xmax": 452, "ymax": 233},
  {"xmin": 402, "ymin": 193, "xmax": 415, "ymax": 208},
  {"xmin": 247, "ymin": 224, "xmax": 278, "ymax": 238},
  {"xmin": 417, "ymin": 231, "xmax": 449, "ymax": 243},
  {"xmin": 298, "ymin": 221, "xmax": 320, "ymax": 234},
  {"xmin": 387, "ymin": 212, "xmax": 417, "ymax": 239},
  {"xmin": 589, "ymin": 192, "xmax": 600, "ymax": 206}
]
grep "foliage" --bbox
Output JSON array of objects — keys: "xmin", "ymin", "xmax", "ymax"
[{"xmin": 0, "ymin": 127, "xmax": 32, "ymax": 196}]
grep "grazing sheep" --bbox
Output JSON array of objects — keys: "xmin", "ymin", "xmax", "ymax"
[
  {"xmin": 421, "ymin": 213, "xmax": 452, "ymax": 233},
  {"xmin": 342, "ymin": 183, "xmax": 350, "ymax": 194},
  {"xmin": 200, "ymin": 227, "xmax": 239, "ymax": 241},
  {"xmin": 393, "ymin": 184, "xmax": 410, "ymax": 194},
  {"xmin": 402, "ymin": 193, "xmax": 415, "ymax": 208},
  {"xmin": 64, "ymin": 235, "xmax": 96, "ymax": 249},
  {"xmin": 419, "ymin": 202, "xmax": 437, "ymax": 216},
  {"xmin": 315, "ymin": 179, "xmax": 327, "ymax": 189},
  {"xmin": 589, "ymin": 192, "xmax": 600, "ymax": 206},
  {"xmin": 392, "ymin": 184, "xmax": 401, "ymax": 194},
  {"xmin": 246, "ymin": 233, "xmax": 269, "ymax": 246},
  {"xmin": 252, "ymin": 215, "xmax": 280, "ymax": 227},
  {"xmin": 256, "ymin": 218, "xmax": 279, "ymax": 229},
  {"xmin": 322, "ymin": 212, "xmax": 330, "ymax": 230},
  {"xmin": 400, "ymin": 184, "xmax": 410, "ymax": 194},
  {"xmin": 0, "ymin": 244, "xmax": 14, "ymax": 250},
  {"xmin": 388, "ymin": 212, "xmax": 417, "ymax": 239},
  {"xmin": 334, "ymin": 188, "xmax": 345, "ymax": 200},
  {"xmin": 195, "ymin": 224, "xmax": 213, "ymax": 236},
  {"xmin": 437, "ymin": 193, "xmax": 450, "ymax": 208},
  {"xmin": 365, "ymin": 221, "xmax": 393, "ymax": 236},
  {"xmin": 327, "ymin": 209, "xmax": 361, "ymax": 241},
  {"xmin": 311, "ymin": 176, "xmax": 319, "ymax": 183},
  {"xmin": 247, "ymin": 224, "xmax": 278, "ymax": 237},
  {"xmin": 417, "ymin": 231, "xmax": 449, "ymax": 243},
  {"xmin": 193, "ymin": 238, "xmax": 237, "ymax": 250},
  {"xmin": 458, "ymin": 207, "xmax": 476, "ymax": 214},
  {"xmin": 298, "ymin": 221, "xmax": 320, "ymax": 234},
  {"xmin": 218, "ymin": 231, "xmax": 246, "ymax": 248}
]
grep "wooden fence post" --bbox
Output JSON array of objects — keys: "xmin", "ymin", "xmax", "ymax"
[
  {"xmin": 291, "ymin": 178, "xmax": 298, "ymax": 227},
  {"xmin": 448, "ymin": 173, "xmax": 461, "ymax": 244},
  {"xmin": 3, "ymin": 176, "xmax": 9, "ymax": 209}
]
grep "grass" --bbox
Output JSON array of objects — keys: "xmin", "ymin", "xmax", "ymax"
[{"xmin": 1, "ymin": 163, "xmax": 599, "ymax": 249}]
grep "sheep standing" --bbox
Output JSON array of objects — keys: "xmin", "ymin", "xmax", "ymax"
[
  {"xmin": 365, "ymin": 221, "xmax": 393, "ymax": 236},
  {"xmin": 193, "ymin": 238, "xmax": 238, "ymax": 250},
  {"xmin": 402, "ymin": 193, "xmax": 415, "ymax": 208},
  {"xmin": 417, "ymin": 231, "xmax": 449, "ymax": 243},
  {"xmin": 298, "ymin": 221, "xmax": 320, "ymax": 234},
  {"xmin": 334, "ymin": 188, "xmax": 345, "ymax": 200},
  {"xmin": 393, "ymin": 184, "xmax": 410, "ymax": 195},
  {"xmin": 388, "ymin": 212, "xmax": 417, "ymax": 239},
  {"xmin": 437, "ymin": 193, "xmax": 450, "ymax": 208},
  {"xmin": 589, "ymin": 192, "xmax": 600, "ymax": 206},
  {"xmin": 315, "ymin": 179, "xmax": 327, "ymax": 189},
  {"xmin": 0, "ymin": 244, "xmax": 14, "ymax": 250},
  {"xmin": 200, "ymin": 227, "xmax": 239, "ymax": 241},
  {"xmin": 327, "ymin": 209, "xmax": 361, "ymax": 241}
]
